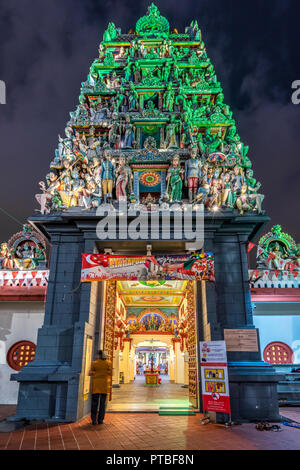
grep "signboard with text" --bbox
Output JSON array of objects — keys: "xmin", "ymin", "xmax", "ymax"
[
  {"xmin": 224, "ymin": 329, "xmax": 259, "ymax": 352},
  {"xmin": 200, "ymin": 341, "xmax": 231, "ymax": 414}
]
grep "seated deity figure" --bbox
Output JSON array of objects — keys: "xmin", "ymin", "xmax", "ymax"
[
  {"xmin": 204, "ymin": 185, "xmax": 219, "ymax": 211},
  {"xmin": 268, "ymin": 242, "xmax": 290, "ymax": 270},
  {"xmin": 82, "ymin": 179, "xmax": 101, "ymax": 210},
  {"xmin": 185, "ymin": 147, "xmax": 202, "ymax": 203}
]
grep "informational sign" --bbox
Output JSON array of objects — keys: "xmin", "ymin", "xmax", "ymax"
[
  {"xmin": 81, "ymin": 253, "xmax": 215, "ymax": 282},
  {"xmin": 224, "ymin": 329, "xmax": 259, "ymax": 352},
  {"xmin": 200, "ymin": 341, "xmax": 231, "ymax": 414}
]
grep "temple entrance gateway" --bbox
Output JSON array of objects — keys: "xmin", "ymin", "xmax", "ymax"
[
  {"xmin": 9, "ymin": 4, "xmax": 283, "ymax": 425},
  {"xmin": 101, "ymin": 279, "xmax": 199, "ymax": 411}
]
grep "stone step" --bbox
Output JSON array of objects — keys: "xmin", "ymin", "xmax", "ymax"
[{"xmin": 158, "ymin": 410, "xmax": 196, "ymax": 416}]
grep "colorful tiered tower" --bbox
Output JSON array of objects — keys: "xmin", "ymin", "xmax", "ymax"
[
  {"xmin": 10, "ymin": 5, "xmax": 282, "ymax": 425},
  {"xmin": 37, "ymin": 3, "xmax": 263, "ymax": 214}
]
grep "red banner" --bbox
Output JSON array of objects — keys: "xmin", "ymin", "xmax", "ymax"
[{"xmin": 81, "ymin": 253, "xmax": 215, "ymax": 282}]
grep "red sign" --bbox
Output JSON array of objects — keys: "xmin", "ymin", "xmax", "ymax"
[{"xmin": 200, "ymin": 341, "xmax": 231, "ymax": 414}]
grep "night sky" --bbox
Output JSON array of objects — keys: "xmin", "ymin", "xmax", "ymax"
[{"xmin": 0, "ymin": 0, "xmax": 299, "ymax": 256}]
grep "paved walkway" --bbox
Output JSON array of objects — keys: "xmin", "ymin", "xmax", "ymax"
[{"xmin": 0, "ymin": 407, "xmax": 300, "ymax": 450}]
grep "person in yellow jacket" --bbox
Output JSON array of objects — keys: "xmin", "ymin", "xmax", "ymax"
[{"xmin": 88, "ymin": 350, "xmax": 112, "ymax": 425}]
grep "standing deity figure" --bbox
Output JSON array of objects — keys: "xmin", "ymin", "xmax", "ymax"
[
  {"xmin": 86, "ymin": 127, "xmax": 101, "ymax": 161},
  {"xmin": 0, "ymin": 243, "xmax": 14, "ymax": 269},
  {"xmin": 185, "ymin": 148, "xmax": 202, "ymax": 203},
  {"xmin": 181, "ymin": 113, "xmax": 193, "ymax": 148},
  {"xmin": 236, "ymin": 184, "xmax": 252, "ymax": 215},
  {"xmin": 114, "ymin": 86, "xmax": 125, "ymax": 112},
  {"xmin": 164, "ymin": 83, "xmax": 175, "ymax": 112},
  {"xmin": 221, "ymin": 171, "xmax": 234, "ymax": 207},
  {"xmin": 164, "ymin": 115, "xmax": 178, "ymax": 149},
  {"xmin": 100, "ymin": 150, "xmax": 116, "ymax": 203},
  {"xmin": 115, "ymin": 157, "xmax": 133, "ymax": 200},
  {"xmin": 245, "ymin": 169, "xmax": 264, "ymax": 214},
  {"xmin": 162, "ymin": 63, "xmax": 171, "ymax": 82},
  {"xmin": 123, "ymin": 116, "xmax": 135, "ymax": 148},
  {"xmin": 36, "ymin": 169, "xmax": 61, "ymax": 214},
  {"xmin": 166, "ymin": 155, "xmax": 184, "ymax": 202},
  {"xmin": 134, "ymin": 64, "xmax": 142, "ymax": 83},
  {"xmin": 108, "ymin": 121, "xmax": 121, "ymax": 149},
  {"xmin": 128, "ymin": 82, "xmax": 139, "ymax": 110},
  {"xmin": 231, "ymin": 165, "xmax": 245, "ymax": 206},
  {"xmin": 124, "ymin": 62, "xmax": 132, "ymax": 81}
]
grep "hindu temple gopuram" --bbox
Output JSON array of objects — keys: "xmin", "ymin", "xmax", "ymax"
[{"xmin": 4, "ymin": 4, "xmax": 292, "ymax": 424}]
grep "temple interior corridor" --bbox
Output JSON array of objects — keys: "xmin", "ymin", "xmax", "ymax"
[
  {"xmin": 108, "ymin": 375, "xmax": 191, "ymax": 411},
  {"xmin": 100, "ymin": 279, "xmax": 199, "ymax": 411}
]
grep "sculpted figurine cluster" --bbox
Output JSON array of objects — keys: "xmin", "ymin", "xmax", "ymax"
[
  {"xmin": 0, "ymin": 225, "xmax": 46, "ymax": 270},
  {"xmin": 36, "ymin": 3, "xmax": 264, "ymax": 216}
]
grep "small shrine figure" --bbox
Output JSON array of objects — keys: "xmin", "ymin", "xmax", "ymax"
[
  {"xmin": 185, "ymin": 147, "xmax": 202, "ymax": 203},
  {"xmin": 100, "ymin": 150, "xmax": 116, "ymax": 203},
  {"xmin": 115, "ymin": 157, "xmax": 133, "ymax": 200},
  {"xmin": 166, "ymin": 155, "xmax": 184, "ymax": 202}
]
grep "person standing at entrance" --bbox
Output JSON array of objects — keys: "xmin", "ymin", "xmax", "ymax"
[{"xmin": 89, "ymin": 350, "xmax": 112, "ymax": 425}]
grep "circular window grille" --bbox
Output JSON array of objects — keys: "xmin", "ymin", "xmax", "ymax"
[
  {"xmin": 6, "ymin": 341, "xmax": 36, "ymax": 371},
  {"xmin": 263, "ymin": 341, "xmax": 294, "ymax": 365}
]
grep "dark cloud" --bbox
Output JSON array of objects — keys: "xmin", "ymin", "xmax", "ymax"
[{"xmin": 0, "ymin": 0, "xmax": 299, "ymax": 252}]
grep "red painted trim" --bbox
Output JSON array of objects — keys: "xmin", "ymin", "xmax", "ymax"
[
  {"xmin": 0, "ymin": 287, "xmax": 47, "ymax": 301},
  {"xmin": 251, "ymin": 288, "xmax": 300, "ymax": 302}
]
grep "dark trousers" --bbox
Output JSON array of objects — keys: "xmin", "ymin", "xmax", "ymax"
[{"xmin": 91, "ymin": 393, "xmax": 107, "ymax": 424}]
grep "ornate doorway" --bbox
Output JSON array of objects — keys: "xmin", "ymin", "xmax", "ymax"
[{"xmin": 100, "ymin": 279, "xmax": 200, "ymax": 411}]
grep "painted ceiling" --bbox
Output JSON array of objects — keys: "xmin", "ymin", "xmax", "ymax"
[{"xmin": 117, "ymin": 280, "xmax": 187, "ymax": 308}]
